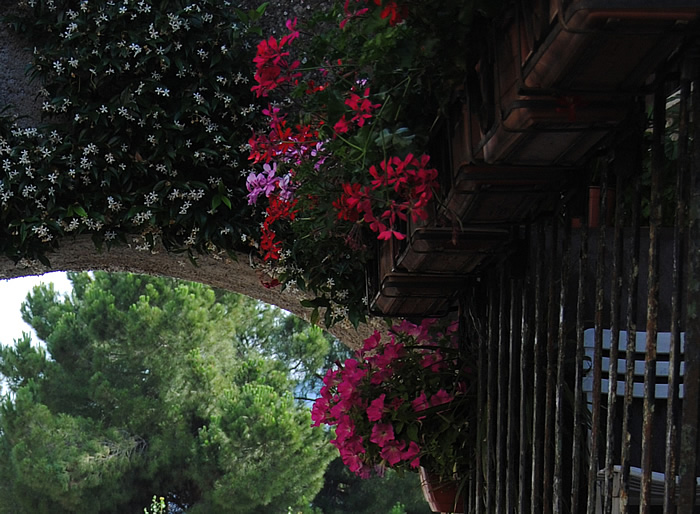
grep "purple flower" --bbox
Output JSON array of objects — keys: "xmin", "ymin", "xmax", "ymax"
[
  {"xmin": 246, "ymin": 162, "xmax": 279, "ymax": 205},
  {"xmin": 277, "ymin": 173, "xmax": 296, "ymax": 202}
]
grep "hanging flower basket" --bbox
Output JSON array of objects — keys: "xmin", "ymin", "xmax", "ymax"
[
  {"xmin": 419, "ymin": 467, "xmax": 465, "ymax": 513},
  {"xmin": 444, "ymin": 163, "xmax": 566, "ymax": 225},
  {"xmin": 368, "ymin": 238, "xmax": 467, "ymax": 317},
  {"xmin": 395, "ymin": 224, "xmax": 511, "ymax": 275}
]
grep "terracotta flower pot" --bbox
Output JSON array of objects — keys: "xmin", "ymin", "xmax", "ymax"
[{"xmin": 419, "ymin": 467, "xmax": 465, "ymax": 513}]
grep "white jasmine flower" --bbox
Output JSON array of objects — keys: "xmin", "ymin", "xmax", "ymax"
[
  {"xmin": 179, "ymin": 200, "xmax": 192, "ymax": 215},
  {"xmin": 144, "ymin": 191, "xmax": 158, "ymax": 206},
  {"xmin": 22, "ymin": 184, "xmax": 37, "ymax": 197},
  {"xmin": 132, "ymin": 210, "xmax": 153, "ymax": 225},
  {"xmin": 107, "ymin": 196, "xmax": 122, "ymax": 211},
  {"xmin": 32, "ymin": 225, "xmax": 53, "ymax": 242}
]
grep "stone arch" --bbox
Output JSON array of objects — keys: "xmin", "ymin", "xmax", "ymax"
[
  {"xmin": 0, "ymin": 236, "xmax": 379, "ymax": 348},
  {"xmin": 0, "ymin": 1, "xmax": 382, "ymax": 348}
]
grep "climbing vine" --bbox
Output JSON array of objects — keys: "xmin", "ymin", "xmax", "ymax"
[{"xmin": 1, "ymin": 0, "xmax": 267, "ymax": 263}]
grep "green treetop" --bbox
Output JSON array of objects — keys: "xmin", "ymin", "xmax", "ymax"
[{"xmin": 0, "ymin": 271, "xmax": 334, "ymax": 513}]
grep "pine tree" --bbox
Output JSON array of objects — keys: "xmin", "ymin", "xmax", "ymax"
[{"xmin": 0, "ymin": 272, "xmax": 334, "ymax": 513}]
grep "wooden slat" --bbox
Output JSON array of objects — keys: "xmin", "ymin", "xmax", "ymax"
[
  {"xmin": 664, "ymin": 48, "xmax": 693, "ymax": 514},
  {"xmin": 678, "ymin": 46, "xmax": 700, "ymax": 514},
  {"xmin": 554, "ymin": 215, "xmax": 572, "ymax": 513},
  {"xmin": 571, "ymin": 222, "xmax": 589, "ymax": 514},
  {"xmin": 520, "ymin": 247, "xmax": 534, "ymax": 514},
  {"xmin": 506, "ymin": 278, "xmax": 522, "ymax": 513},
  {"xmin": 531, "ymin": 223, "xmax": 547, "ymax": 514},
  {"xmin": 587, "ymin": 168, "xmax": 609, "ymax": 514},
  {"xmin": 496, "ymin": 269, "xmax": 509, "ymax": 512},
  {"xmin": 544, "ymin": 221, "xmax": 559, "ymax": 514}
]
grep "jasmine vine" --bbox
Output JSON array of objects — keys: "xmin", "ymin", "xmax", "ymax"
[{"xmin": 1, "ymin": 0, "xmax": 268, "ymax": 263}]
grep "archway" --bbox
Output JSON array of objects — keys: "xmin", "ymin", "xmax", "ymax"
[
  {"xmin": 0, "ymin": 236, "xmax": 379, "ymax": 348},
  {"xmin": 0, "ymin": 2, "xmax": 380, "ymax": 348}
]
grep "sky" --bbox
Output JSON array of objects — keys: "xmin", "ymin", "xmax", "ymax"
[{"xmin": 0, "ymin": 271, "xmax": 73, "ymax": 346}]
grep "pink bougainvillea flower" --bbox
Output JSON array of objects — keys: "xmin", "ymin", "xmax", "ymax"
[
  {"xmin": 339, "ymin": 434, "xmax": 366, "ymax": 459},
  {"xmin": 322, "ymin": 368, "xmax": 340, "ymax": 388},
  {"xmin": 342, "ymin": 452, "xmax": 365, "ymax": 473},
  {"xmin": 357, "ymin": 464, "xmax": 372, "ymax": 479},
  {"xmin": 335, "ymin": 416, "xmax": 356, "ymax": 442},
  {"xmin": 311, "ymin": 397, "xmax": 330, "ymax": 426},
  {"xmin": 392, "ymin": 319, "xmax": 422, "ymax": 338},
  {"xmin": 446, "ymin": 320, "xmax": 459, "ymax": 334},
  {"xmin": 402, "ymin": 441, "xmax": 421, "ymax": 468},
  {"xmin": 371, "ymin": 339, "xmax": 404, "ymax": 369},
  {"xmin": 337, "ymin": 380, "xmax": 358, "ymax": 401},
  {"xmin": 369, "ymin": 365, "xmax": 393, "ymax": 385},
  {"xmin": 370, "ymin": 422, "xmax": 395, "ymax": 447},
  {"xmin": 430, "ymin": 389, "xmax": 454, "ymax": 407},
  {"xmin": 330, "ymin": 398, "xmax": 354, "ymax": 421},
  {"xmin": 412, "ymin": 392, "xmax": 429, "ymax": 413},
  {"xmin": 367, "ymin": 393, "xmax": 386, "ymax": 422},
  {"xmin": 389, "ymin": 397, "xmax": 404, "ymax": 410},
  {"xmin": 380, "ymin": 439, "xmax": 406, "ymax": 465},
  {"xmin": 359, "ymin": 330, "xmax": 382, "ymax": 356},
  {"xmin": 342, "ymin": 358, "xmax": 367, "ymax": 386}
]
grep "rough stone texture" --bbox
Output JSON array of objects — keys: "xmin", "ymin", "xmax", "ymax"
[
  {"xmin": 0, "ymin": 2, "xmax": 42, "ymax": 126},
  {"xmin": 0, "ymin": 236, "xmax": 380, "ymax": 348},
  {"xmin": 0, "ymin": 0, "xmax": 380, "ymax": 349}
]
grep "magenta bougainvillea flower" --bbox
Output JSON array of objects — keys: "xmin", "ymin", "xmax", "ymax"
[
  {"xmin": 366, "ymin": 393, "xmax": 386, "ymax": 422},
  {"xmin": 311, "ymin": 318, "xmax": 475, "ymax": 480}
]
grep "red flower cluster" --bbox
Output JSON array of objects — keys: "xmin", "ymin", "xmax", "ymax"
[
  {"xmin": 311, "ymin": 319, "xmax": 465, "ymax": 478},
  {"xmin": 260, "ymin": 196, "xmax": 299, "ymax": 261},
  {"xmin": 334, "ymin": 153, "xmax": 439, "ymax": 240},
  {"xmin": 249, "ymin": 105, "xmax": 320, "ymax": 166},
  {"xmin": 252, "ymin": 19, "xmax": 302, "ymax": 97},
  {"xmin": 334, "ymin": 87, "xmax": 382, "ymax": 133},
  {"xmin": 340, "ymin": 0, "xmax": 407, "ymax": 28}
]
